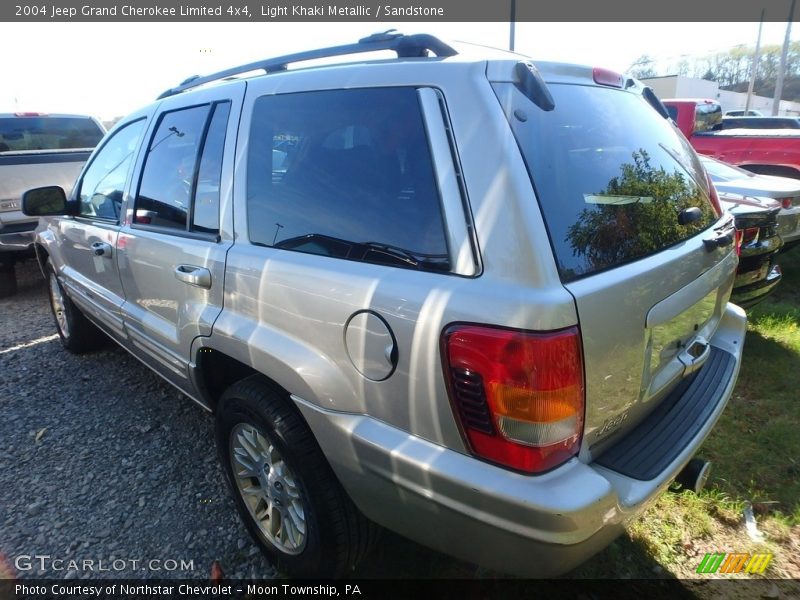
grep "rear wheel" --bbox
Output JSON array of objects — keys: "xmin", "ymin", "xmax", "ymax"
[
  {"xmin": 46, "ymin": 263, "xmax": 105, "ymax": 353},
  {"xmin": 216, "ymin": 376, "xmax": 377, "ymax": 577}
]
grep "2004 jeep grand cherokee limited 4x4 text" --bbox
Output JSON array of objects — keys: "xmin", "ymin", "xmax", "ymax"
[{"xmin": 23, "ymin": 32, "xmax": 746, "ymax": 578}]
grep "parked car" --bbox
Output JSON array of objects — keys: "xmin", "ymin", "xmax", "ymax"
[
  {"xmin": 724, "ymin": 109, "xmax": 763, "ymax": 117},
  {"xmin": 719, "ymin": 192, "xmax": 783, "ymax": 308},
  {"xmin": 0, "ymin": 112, "xmax": 104, "ymax": 297},
  {"xmin": 22, "ymin": 32, "xmax": 746, "ymax": 578},
  {"xmin": 700, "ymin": 154, "xmax": 800, "ymax": 250},
  {"xmin": 722, "ymin": 116, "xmax": 800, "ymax": 130}
]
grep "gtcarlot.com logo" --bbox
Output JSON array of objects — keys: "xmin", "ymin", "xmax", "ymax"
[
  {"xmin": 696, "ymin": 552, "xmax": 772, "ymax": 574},
  {"xmin": 14, "ymin": 555, "xmax": 195, "ymax": 574}
]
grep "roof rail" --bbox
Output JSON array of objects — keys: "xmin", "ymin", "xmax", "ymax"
[{"xmin": 156, "ymin": 30, "xmax": 458, "ymax": 99}]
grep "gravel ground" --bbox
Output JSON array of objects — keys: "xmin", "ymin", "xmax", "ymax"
[
  {"xmin": 0, "ymin": 261, "xmax": 279, "ymax": 580},
  {"xmin": 0, "ymin": 260, "xmax": 481, "ymax": 581}
]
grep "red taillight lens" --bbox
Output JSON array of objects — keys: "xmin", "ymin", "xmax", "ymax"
[
  {"xmin": 780, "ymin": 197, "xmax": 793, "ymax": 210},
  {"xmin": 741, "ymin": 226, "xmax": 760, "ymax": 246},
  {"xmin": 734, "ymin": 228, "xmax": 743, "ymax": 256},
  {"xmin": 705, "ymin": 172, "xmax": 723, "ymax": 217},
  {"xmin": 443, "ymin": 325, "xmax": 585, "ymax": 474}
]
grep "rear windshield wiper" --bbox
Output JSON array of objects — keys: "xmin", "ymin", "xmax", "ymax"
[
  {"xmin": 272, "ymin": 233, "xmax": 450, "ymax": 271},
  {"xmin": 361, "ymin": 241, "xmax": 450, "ymax": 271}
]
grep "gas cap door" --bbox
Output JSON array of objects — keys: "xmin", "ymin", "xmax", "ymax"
[{"xmin": 343, "ymin": 310, "xmax": 397, "ymax": 381}]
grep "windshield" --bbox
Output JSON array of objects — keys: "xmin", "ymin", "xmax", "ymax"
[
  {"xmin": 493, "ymin": 82, "xmax": 718, "ymax": 281},
  {"xmin": 0, "ymin": 117, "xmax": 104, "ymax": 152}
]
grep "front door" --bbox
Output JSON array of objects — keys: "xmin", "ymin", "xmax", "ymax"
[{"xmin": 57, "ymin": 118, "xmax": 148, "ymax": 338}]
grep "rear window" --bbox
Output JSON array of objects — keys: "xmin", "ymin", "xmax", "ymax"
[
  {"xmin": 493, "ymin": 82, "xmax": 717, "ymax": 281},
  {"xmin": 0, "ymin": 117, "xmax": 104, "ymax": 152}
]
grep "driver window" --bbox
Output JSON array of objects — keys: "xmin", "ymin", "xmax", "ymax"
[{"xmin": 78, "ymin": 119, "xmax": 146, "ymax": 219}]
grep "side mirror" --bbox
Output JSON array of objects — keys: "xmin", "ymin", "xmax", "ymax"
[{"xmin": 22, "ymin": 186, "xmax": 70, "ymax": 216}]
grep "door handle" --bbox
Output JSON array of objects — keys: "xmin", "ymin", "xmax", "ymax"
[
  {"xmin": 174, "ymin": 265, "xmax": 212, "ymax": 289},
  {"xmin": 91, "ymin": 241, "xmax": 112, "ymax": 257}
]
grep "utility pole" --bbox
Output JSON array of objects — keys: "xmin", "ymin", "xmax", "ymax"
[
  {"xmin": 773, "ymin": 0, "xmax": 797, "ymax": 115},
  {"xmin": 509, "ymin": 0, "xmax": 516, "ymax": 52},
  {"xmin": 746, "ymin": 10, "xmax": 765, "ymax": 114}
]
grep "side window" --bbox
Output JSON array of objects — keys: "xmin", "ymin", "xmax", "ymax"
[
  {"xmin": 135, "ymin": 105, "xmax": 209, "ymax": 230},
  {"xmin": 134, "ymin": 102, "xmax": 230, "ymax": 234},
  {"xmin": 246, "ymin": 88, "xmax": 450, "ymax": 272},
  {"xmin": 192, "ymin": 102, "xmax": 230, "ymax": 233},
  {"xmin": 77, "ymin": 119, "xmax": 146, "ymax": 219}
]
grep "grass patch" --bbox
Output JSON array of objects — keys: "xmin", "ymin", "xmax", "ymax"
[{"xmin": 703, "ymin": 249, "xmax": 800, "ymax": 521}]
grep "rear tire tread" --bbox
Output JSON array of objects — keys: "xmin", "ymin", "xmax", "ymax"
[{"xmin": 217, "ymin": 376, "xmax": 378, "ymax": 578}]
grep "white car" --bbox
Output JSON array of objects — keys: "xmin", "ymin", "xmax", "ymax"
[{"xmin": 700, "ymin": 154, "xmax": 800, "ymax": 248}]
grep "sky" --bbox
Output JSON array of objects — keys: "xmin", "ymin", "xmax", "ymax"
[{"xmin": 1, "ymin": 21, "xmax": 798, "ymax": 120}]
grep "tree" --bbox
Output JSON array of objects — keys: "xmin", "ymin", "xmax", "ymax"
[
  {"xmin": 629, "ymin": 54, "xmax": 658, "ymax": 79},
  {"xmin": 566, "ymin": 150, "xmax": 714, "ymax": 272},
  {"xmin": 630, "ymin": 42, "xmax": 800, "ymax": 102}
]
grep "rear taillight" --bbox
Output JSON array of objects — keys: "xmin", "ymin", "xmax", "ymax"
[
  {"xmin": 734, "ymin": 228, "xmax": 743, "ymax": 256},
  {"xmin": 741, "ymin": 226, "xmax": 760, "ymax": 246},
  {"xmin": 705, "ymin": 172, "xmax": 723, "ymax": 217},
  {"xmin": 780, "ymin": 197, "xmax": 793, "ymax": 210},
  {"xmin": 442, "ymin": 325, "xmax": 585, "ymax": 474}
]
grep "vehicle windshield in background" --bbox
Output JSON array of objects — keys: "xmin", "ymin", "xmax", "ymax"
[
  {"xmin": 0, "ymin": 117, "xmax": 104, "ymax": 152},
  {"xmin": 493, "ymin": 82, "xmax": 718, "ymax": 281}
]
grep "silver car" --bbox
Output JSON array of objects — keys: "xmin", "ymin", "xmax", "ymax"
[
  {"xmin": 700, "ymin": 154, "xmax": 800, "ymax": 248},
  {"xmin": 23, "ymin": 32, "xmax": 746, "ymax": 578}
]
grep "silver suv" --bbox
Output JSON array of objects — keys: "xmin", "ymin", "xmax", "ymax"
[{"xmin": 23, "ymin": 32, "xmax": 746, "ymax": 578}]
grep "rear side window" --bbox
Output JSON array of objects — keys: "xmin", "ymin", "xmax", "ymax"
[
  {"xmin": 493, "ymin": 82, "xmax": 717, "ymax": 281},
  {"xmin": 246, "ymin": 88, "xmax": 450, "ymax": 272},
  {"xmin": 0, "ymin": 116, "xmax": 104, "ymax": 152},
  {"xmin": 134, "ymin": 101, "xmax": 229, "ymax": 235}
]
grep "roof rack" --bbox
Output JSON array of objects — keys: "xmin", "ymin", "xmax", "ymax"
[{"xmin": 156, "ymin": 30, "xmax": 458, "ymax": 99}]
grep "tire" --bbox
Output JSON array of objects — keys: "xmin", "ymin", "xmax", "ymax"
[
  {"xmin": 216, "ymin": 376, "xmax": 378, "ymax": 578},
  {"xmin": 0, "ymin": 262, "xmax": 17, "ymax": 299},
  {"xmin": 46, "ymin": 262, "xmax": 106, "ymax": 353}
]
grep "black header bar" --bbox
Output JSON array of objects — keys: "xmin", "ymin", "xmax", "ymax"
[{"xmin": 3, "ymin": 0, "xmax": 799, "ymax": 22}]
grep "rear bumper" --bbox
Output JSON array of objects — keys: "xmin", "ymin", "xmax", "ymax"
[
  {"xmin": 732, "ymin": 263, "xmax": 782, "ymax": 308},
  {"xmin": 0, "ymin": 220, "xmax": 37, "ymax": 252},
  {"xmin": 293, "ymin": 303, "xmax": 747, "ymax": 577}
]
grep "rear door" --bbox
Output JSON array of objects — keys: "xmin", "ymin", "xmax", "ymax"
[
  {"xmin": 117, "ymin": 83, "xmax": 244, "ymax": 391},
  {"xmin": 492, "ymin": 75, "xmax": 738, "ymax": 457}
]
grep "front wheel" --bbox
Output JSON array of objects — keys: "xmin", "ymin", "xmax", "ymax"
[
  {"xmin": 46, "ymin": 263, "xmax": 105, "ymax": 353},
  {"xmin": 216, "ymin": 376, "xmax": 377, "ymax": 578}
]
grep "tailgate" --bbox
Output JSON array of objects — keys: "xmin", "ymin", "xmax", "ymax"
[
  {"xmin": 565, "ymin": 234, "xmax": 737, "ymax": 455},
  {"xmin": 0, "ymin": 152, "xmax": 91, "ymax": 202}
]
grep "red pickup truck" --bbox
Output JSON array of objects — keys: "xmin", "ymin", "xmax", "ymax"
[{"xmin": 663, "ymin": 99, "xmax": 800, "ymax": 180}]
